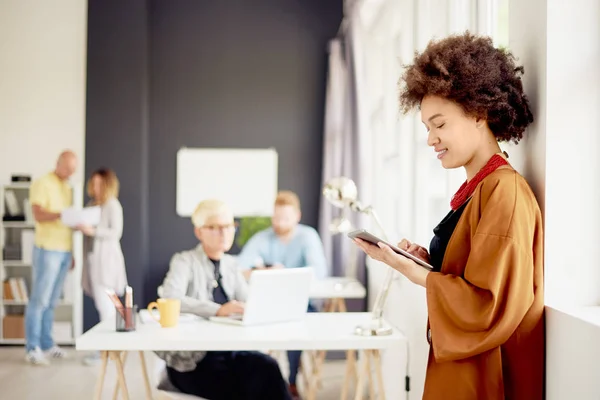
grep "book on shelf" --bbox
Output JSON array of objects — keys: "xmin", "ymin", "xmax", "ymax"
[
  {"xmin": 4, "ymin": 190, "xmax": 21, "ymax": 216},
  {"xmin": 3, "ymin": 277, "xmax": 28, "ymax": 302}
]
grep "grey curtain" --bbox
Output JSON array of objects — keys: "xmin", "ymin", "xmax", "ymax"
[{"xmin": 318, "ymin": 27, "xmax": 368, "ymax": 287}]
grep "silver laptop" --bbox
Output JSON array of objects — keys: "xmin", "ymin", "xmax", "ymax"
[{"xmin": 209, "ymin": 267, "xmax": 314, "ymax": 326}]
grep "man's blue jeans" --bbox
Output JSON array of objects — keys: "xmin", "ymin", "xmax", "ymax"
[
  {"xmin": 25, "ymin": 247, "xmax": 71, "ymax": 352},
  {"xmin": 287, "ymin": 303, "xmax": 317, "ymax": 385}
]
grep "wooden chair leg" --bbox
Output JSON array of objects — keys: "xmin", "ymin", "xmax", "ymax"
[{"xmin": 94, "ymin": 351, "xmax": 109, "ymax": 400}]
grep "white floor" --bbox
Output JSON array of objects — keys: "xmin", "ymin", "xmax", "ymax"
[{"xmin": 0, "ymin": 347, "xmax": 349, "ymax": 400}]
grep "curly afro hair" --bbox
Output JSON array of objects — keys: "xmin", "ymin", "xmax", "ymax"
[{"xmin": 398, "ymin": 32, "xmax": 533, "ymax": 144}]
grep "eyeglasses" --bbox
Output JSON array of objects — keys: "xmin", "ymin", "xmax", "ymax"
[{"xmin": 200, "ymin": 224, "xmax": 237, "ymax": 234}]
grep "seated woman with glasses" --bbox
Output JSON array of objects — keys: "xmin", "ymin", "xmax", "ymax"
[{"xmin": 155, "ymin": 199, "xmax": 291, "ymax": 400}]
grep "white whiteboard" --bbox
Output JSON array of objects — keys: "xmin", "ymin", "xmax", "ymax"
[{"xmin": 176, "ymin": 147, "xmax": 278, "ymax": 217}]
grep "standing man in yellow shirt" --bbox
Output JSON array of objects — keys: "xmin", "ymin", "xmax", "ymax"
[{"xmin": 25, "ymin": 150, "xmax": 77, "ymax": 365}]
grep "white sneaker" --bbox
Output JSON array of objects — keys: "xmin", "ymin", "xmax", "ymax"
[
  {"xmin": 44, "ymin": 345, "xmax": 68, "ymax": 359},
  {"xmin": 25, "ymin": 347, "xmax": 50, "ymax": 366}
]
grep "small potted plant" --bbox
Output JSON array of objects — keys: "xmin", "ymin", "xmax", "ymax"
[{"xmin": 235, "ymin": 216, "xmax": 272, "ymax": 249}]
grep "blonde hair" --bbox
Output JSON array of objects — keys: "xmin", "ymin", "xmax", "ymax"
[
  {"xmin": 87, "ymin": 168, "xmax": 119, "ymax": 205},
  {"xmin": 191, "ymin": 199, "xmax": 233, "ymax": 227},
  {"xmin": 275, "ymin": 190, "xmax": 301, "ymax": 211}
]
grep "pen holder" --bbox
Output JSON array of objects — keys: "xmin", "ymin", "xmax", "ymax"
[{"xmin": 116, "ymin": 305, "xmax": 138, "ymax": 332}]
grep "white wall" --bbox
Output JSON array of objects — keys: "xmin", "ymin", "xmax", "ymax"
[
  {"xmin": 544, "ymin": 0, "xmax": 600, "ymax": 308},
  {"xmin": 0, "ymin": 0, "xmax": 88, "ymax": 339},
  {"xmin": 510, "ymin": 0, "xmax": 600, "ymax": 308},
  {"xmin": 510, "ymin": 0, "xmax": 600, "ymax": 398},
  {"xmin": 546, "ymin": 307, "xmax": 600, "ymax": 400},
  {"xmin": 0, "ymin": 0, "xmax": 88, "ymax": 187}
]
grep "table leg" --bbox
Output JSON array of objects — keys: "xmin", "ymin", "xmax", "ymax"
[
  {"xmin": 373, "ymin": 350, "xmax": 386, "ymax": 400},
  {"xmin": 306, "ymin": 373, "xmax": 318, "ymax": 400},
  {"xmin": 307, "ymin": 349, "xmax": 331, "ymax": 400},
  {"xmin": 300, "ymin": 351, "xmax": 312, "ymax": 398},
  {"xmin": 340, "ymin": 349, "xmax": 356, "ymax": 400},
  {"xmin": 139, "ymin": 351, "xmax": 154, "ymax": 400},
  {"xmin": 324, "ymin": 299, "xmax": 335, "ymax": 312},
  {"xmin": 336, "ymin": 298, "xmax": 347, "ymax": 312},
  {"xmin": 366, "ymin": 351, "xmax": 376, "ymax": 399},
  {"xmin": 110, "ymin": 351, "xmax": 130, "ymax": 400},
  {"xmin": 112, "ymin": 352, "xmax": 129, "ymax": 400},
  {"xmin": 94, "ymin": 351, "xmax": 109, "ymax": 400},
  {"xmin": 353, "ymin": 350, "xmax": 370, "ymax": 400},
  {"xmin": 313, "ymin": 350, "xmax": 327, "ymax": 389}
]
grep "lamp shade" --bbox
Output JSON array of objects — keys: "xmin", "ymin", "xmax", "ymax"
[{"xmin": 322, "ymin": 177, "xmax": 358, "ymax": 208}]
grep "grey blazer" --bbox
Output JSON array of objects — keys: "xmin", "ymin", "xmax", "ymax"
[
  {"xmin": 81, "ymin": 198, "xmax": 128, "ymax": 297},
  {"xmin": 155, "ymin": 245, "xmax": 248, "ymax": 372},
  {"xmin": 160, "ymin": 244, "xmax": 248, "ymax": 317}
]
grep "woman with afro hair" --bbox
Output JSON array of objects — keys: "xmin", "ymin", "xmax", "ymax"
[{"xmin": 354, "ymin": 32, "xmax": 544, "ymax": 399}]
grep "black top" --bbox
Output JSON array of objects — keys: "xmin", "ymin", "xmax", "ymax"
[
  {"xmin": 428, "ymin": 200, "xmax": 470, "ymax": 272},
  {"xmin": 209, "ymin": 258, "xmax": 229, "ymax": 305}
]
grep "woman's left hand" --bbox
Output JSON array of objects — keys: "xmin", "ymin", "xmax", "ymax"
[
  {"xmin": 77, "ymin": 224, "xmax": 96, "ymax": 236},
  {"xmin": 353, "ymin": 238, "xmax": 430, "ymax": 287}
]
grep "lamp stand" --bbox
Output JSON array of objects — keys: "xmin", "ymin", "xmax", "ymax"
[{"xmin": 350, "ymin": 204, "xmax": 395, "ymax": 337}]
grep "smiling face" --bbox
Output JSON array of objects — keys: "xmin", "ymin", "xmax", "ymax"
[{"xmin": 421, "ymin": 95, "xmax": 484, "ymax": 170}]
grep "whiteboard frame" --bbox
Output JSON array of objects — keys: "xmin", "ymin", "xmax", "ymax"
[{"xmin": 176, "ymin": 147, "xmax": 278, "ymax": 218}]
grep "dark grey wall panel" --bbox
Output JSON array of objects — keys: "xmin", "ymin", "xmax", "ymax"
[
  {"xmin": 85, "ymin": 0, "xmax": 343, "ymax": 329},
  {"xmin": 84, "ymin": 0, "xmax": 150, "ymax": 331}
]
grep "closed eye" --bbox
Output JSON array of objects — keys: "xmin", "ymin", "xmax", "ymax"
[{"xmin": 436, "ymin": 123, "xmax": 445, "ymax": 129}]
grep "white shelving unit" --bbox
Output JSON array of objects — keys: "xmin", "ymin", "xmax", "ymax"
[{"xmin": 0, "ymin": 182, "xmax": 83, "ymax": 345}]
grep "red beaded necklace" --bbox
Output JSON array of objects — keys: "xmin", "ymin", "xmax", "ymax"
[{"xmin": 450, "ymin": 153, "xmax": 509, "ymax": 210}]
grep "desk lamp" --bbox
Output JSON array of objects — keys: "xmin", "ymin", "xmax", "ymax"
[{"xmin": 322, "ymin": 177, "xmax": 395, "ymax": 336}]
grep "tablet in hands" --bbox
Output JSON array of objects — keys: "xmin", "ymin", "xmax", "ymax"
[{"xmin": 347, "ymin": 229, "xmax": 434, "ymax": 271}]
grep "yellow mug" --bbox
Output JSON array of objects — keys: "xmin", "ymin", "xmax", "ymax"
[{"xmin": 147, "ymin": 298, "xmax": 181, "ymax": 328}]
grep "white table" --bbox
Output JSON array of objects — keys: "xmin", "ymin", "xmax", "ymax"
[
  {"xmin": 309, "ymin": 277, "xmax": 367, "ymax": 300},
  {"xmin": 77, "ymin": 312, "xmax": 405, "ymax": 400},
  {"xmin": 156, "ymin": 277, "xmax": 368, "ymax": 395},
  {"xmin": 309, "ymin": 277, "xmax": 366, "ymax": 312}
]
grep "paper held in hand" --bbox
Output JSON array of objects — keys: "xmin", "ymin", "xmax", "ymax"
[{"xmin": 61, "ymin": 206, "xmax": 101, "ymax": 227}]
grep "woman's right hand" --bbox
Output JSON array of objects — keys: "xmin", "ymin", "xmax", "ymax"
[
  {"xmin": 216, "ymin": 300, "xmax": 245, "ymax": 317},
  {"xmin": 398, "ymin": 239, "xmax": 430, "ymax": 263}
]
